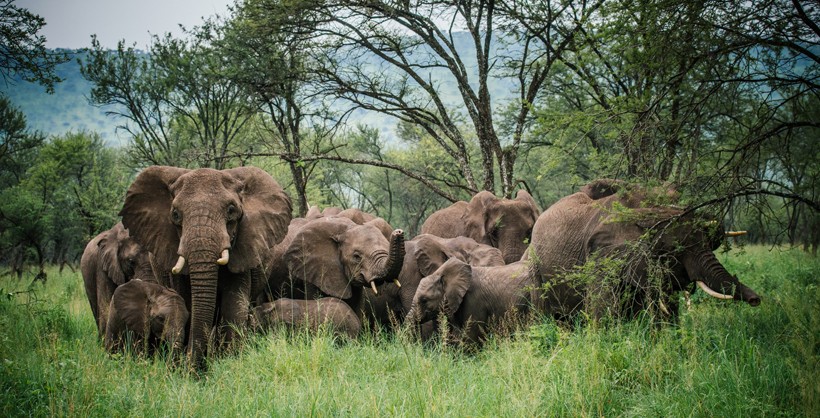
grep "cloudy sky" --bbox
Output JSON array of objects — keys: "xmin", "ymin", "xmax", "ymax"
[{"xmin": 18, "ymin": 0, "xmax": 234, "ymax": 49}]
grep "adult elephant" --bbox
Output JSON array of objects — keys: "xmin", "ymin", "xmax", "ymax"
[
  {"xmin": 421, "ymin": 190, "xmax": 540, "ymax": 263},
  {"xmin": 405, "ymin": 258, "xmax": 536, "ymax": 347},
  {"xmin": 281, "ymin": 216, "xmax": 405, "ymax": 306},
  {"xmin": 119, "ymin": 166, "xmax": 292, "ymax": 367},
  {"xmin": 81, "ymin": 222, "xmax": 154, "ymax": 337},
  {"xmin": 358, "ymin": 234, "xmax": 505, "ymax": 329},
  {"xmin": 105, "ymin": 279, "xmax": 189, "ymax": 355},
  {"xmin": 527, "ymin": 179, "xmax": 761, "ymax": 320}
]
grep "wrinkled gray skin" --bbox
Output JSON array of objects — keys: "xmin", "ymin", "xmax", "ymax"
[
  {"xmin": 259, "ymin": 208, "xmax": 404, "ymax": 305},
  {"xmin": 81, "ymin": 222, "xmax": 154, "ymax": 337},
  {"xmin": 527, "ymin": 179, "xmax": 761, "ymax": 321},
  {"xmin": 105, "ymin": 279, "xmax": 189, "ymax": 355},
  {"xmin": 421, "ymin": 190, "xmax": 540, "ymax": 264},
  {"xmin": 406, "ymin": 258, "xmax": 536, "ymax": 346},
  {"xmin": 119, "ymin": 166, "xmax": 292, "ymax": 368},
  {"xmin": 357, "ymin": 234, "xmax": 505, "ymax": 329},
  {"xmin": 251, "ymin": 298, "xmax": 361, "ymax": 339}
]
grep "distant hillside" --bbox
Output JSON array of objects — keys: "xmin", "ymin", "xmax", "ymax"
[
  {"xmin": 0, "ymin": 50, "xmax": 126, "ymax": 146},
  {"xmin": 1, "ymin": 39, "xmax": 518, "ymax": 147}
]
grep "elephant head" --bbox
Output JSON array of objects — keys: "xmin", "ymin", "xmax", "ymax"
[
  {"xmin": 406, "ymin": 258, "xmax": 472, "ymax": 324},
  {"xmin": 81, "ymin": 222, "xmax": 152, "ymax": 336},
  {"xmin": 422, "ymin": 190, "xmax": 540, "ymax": 263},
  {"xmin": 105, "ymin": 279, "xmax": 189, "ymax": 355},
  {"xmin": 119, "ymin": 166, "xmax": 292, "ymax": 367},
  {"xmin": 284, "ymin": 217, "xmax": 405, "ymax": 300}
]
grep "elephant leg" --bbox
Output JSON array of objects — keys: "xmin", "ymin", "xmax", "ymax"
[
  {"xmin": 217, "ymin": 269, "xmax": 251, "ymax": 347},
  {"xmin": 96, "ymin": 278, "xmax": 117, "ymax": 337}
]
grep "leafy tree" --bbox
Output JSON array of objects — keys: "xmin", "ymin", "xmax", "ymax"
[{"xmin": 0, "ymin": 0, "xmax": 67, "ymax": 93}]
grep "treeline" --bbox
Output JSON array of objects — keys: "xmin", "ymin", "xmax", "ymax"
[{"xmin": 1, "ymin": 0, "xmax": 818, "ymax": 277}]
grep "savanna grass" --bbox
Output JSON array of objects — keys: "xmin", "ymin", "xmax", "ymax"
[{"xmin": 0, "ymin": 245, "xmax": 816, "ymax": 417}]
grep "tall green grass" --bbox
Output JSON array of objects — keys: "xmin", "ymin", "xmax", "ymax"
[{"xmin": 0, "ymin": 246, "xmax": 816, "ymax": 417}]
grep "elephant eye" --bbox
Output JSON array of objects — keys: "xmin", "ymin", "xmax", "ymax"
[
  {"xmin": 352, "ymin": 252, "xmax": 362, "ymax": 262},
  {"xmin": 171, "ymin": 208, "xmax": 182, "ymax": 225},
  {"xmin": 227, "ymin": 204, "xmax": 238, "ymax": 219}
]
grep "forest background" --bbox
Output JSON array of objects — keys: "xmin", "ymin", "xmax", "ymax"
[{"xmin": 0, "ymin": 0, "xmax": 817, "ymax": 279}]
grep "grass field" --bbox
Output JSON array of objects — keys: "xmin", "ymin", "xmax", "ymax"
[{"xmin": 0, "ymin": 246, "xmax": 817, "ymax": 417}]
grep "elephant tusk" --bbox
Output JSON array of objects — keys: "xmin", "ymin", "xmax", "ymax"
[
  {"xmin": 725, "ymin": 230, "xmax": 747, "ymax": 237},
  {"xmin": 370, "ymin": 281, "xmax": 379, "ymax": 295},
  {"xmin": 216, "ymin": 249, "xmax": 229, "ymax": 265},
  {"xmin": 696, "ymin": 281, "xmax": 734, "ymax": 300},
  {"xmin": 393, "ymin": 279, "xmax": 401, "ymax": 288},
  {"xmin": 171, "ymin": 256, "xmax": 186, "ymax": 274}
]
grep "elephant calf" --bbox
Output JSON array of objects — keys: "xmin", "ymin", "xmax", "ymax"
[
  {"xmin": 105, "ymin": 279, "xmax": 189, "ymax": 355},
  {"xmin": 406, "ymin": 258, "xmax": 537, "ymax": 347},
  {"xmin": 252, "ymin": 298, "xmax": 362, "ymax": 339}
]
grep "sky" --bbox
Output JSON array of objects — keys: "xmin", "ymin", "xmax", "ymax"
[{"xmin": 18, "ymin": 0, "xmax": 234, "ymax": 49}]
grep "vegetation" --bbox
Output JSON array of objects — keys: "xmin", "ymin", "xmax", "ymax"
[{"xmin": 0, "ymin": 246, "xmax": 816, "ymax": 416}]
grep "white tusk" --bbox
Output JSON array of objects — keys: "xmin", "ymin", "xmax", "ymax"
[
  {"xmin": 171, "ymin": 256, "xmax": 186, "ymax": 274},
  {"xmin": 696, "ymin": 281, "xmax": 734, "ymax": 300},
  {"xmin": 216, "ymin": 249, "xmax": 229, "ymax": 265},
  {"xmin": 370, "ymin": 281, "xmax": 378, "ymax": 295},
  {"xmin": 725, "ymin": 230, "xmax": 748, "ymax": 237},
  {"xmin": 393, "ymin": 279, "xmax": 401, "ymax": 288}
]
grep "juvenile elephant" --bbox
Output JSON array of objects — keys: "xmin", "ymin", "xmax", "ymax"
[
  {"xmin": 259, "ymin": 209, "xmax": 402, "ymax": 303},
  {"xmin": 421, "ymin": 190, "xmax": 540, "ymax": 263},
  {"xmin": 251, "ymin": 297, "xmax": 361, "ymax": 339},
  {"xmin": 405, "ymin": 258, "xmax": 536, "ymax": 346},
  {"xmin": 357, "ymin": 234, "xmax": 505, "ymax": 329},
  {"xmin": 527, "ymin": 179, "xmax": 761, "ymax": 320},
  {"xmin": 282, "ymin": 216, "xmax": 405, "ymax": 303},
  {"xmin": 81, "ymin": 222, "xmax": 154, "ymax": 337},
  {"xmin": 119, "ymin": 166, "xmax": 292, "ymax": 367},
  {"xmin": 105, "ymin": 279, "xmax": 189, "ymax": 355}
]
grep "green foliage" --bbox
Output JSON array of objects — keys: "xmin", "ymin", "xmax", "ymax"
[{"xmin": 0, "ymin": 248, "xmax": 815, "ymax": 416}]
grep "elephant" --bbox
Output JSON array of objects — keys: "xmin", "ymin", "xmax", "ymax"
[
  {"xmin": 258, "ymin": 208, "xmax": 400, "ymax": 304},
  {"xmin": 282, "ymin": 216, "xmax": 405, "ymax": 305},
  {"xmin": 80, "ymin": 222, "xmax": 154, "ymax": 337},
  {"xmin": 251, "ymin": 297, "xmax": 361, "ymax": 339},
  {"xmin": 405, "ymin": 258, "xmax": 537, "ymax": 346},
  {"xmin": 104, "ymin": 279, "xmax": 189, "ymax": 355},
  {"xmin": 119, "ymin": 166, "xmax": 292, "ymax": 367},
  {"xmin": 421, "ymin": 190, "xmax": 541, "ymax": 263},
  {"xmin": 357, "ymin": 234, "xmax": 505, "ymax": 329},
  {"xmin": 527, "ymin": 179, "xmax": 761, "ymax": 321}
]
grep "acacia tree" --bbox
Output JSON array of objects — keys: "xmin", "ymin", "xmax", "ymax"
[
  {"xmin": 283, "ymin": 0, "xmax": 603, "ymax": 198},
  {"xmin": 81, "ymin": 25, "xmax": 259, "ymax": 169}
]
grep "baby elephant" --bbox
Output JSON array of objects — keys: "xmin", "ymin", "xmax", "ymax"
[
  {"xmin": 252, "ymin": 298, "xmax": 361, "ymax": 339},
  {"xmin": 105, "ymin": 279, "xmax": 189, "ymax": 355},
  {"xmin": 406, "ymin": 258, "xmax": 537, "ymax": 346}
]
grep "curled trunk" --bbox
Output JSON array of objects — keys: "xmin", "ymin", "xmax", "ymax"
[
  {"xmin": 685, "ymin": 251, "xmax": 761, "ymax": 306},
  {"xmin": 373, "ymin": 230, "xmax": 405, "ymax": 285}
]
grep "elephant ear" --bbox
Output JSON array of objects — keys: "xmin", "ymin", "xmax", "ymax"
[
  {"xmin": 514, "ymin": 189, "xmax": 541, "ymax": 223},
  {"xmin": 285, "ymin": 218, "xmax": 353, "ymax": 299},
  {"xmin": 119, "ymin": 166, "xmax": 189, "ymax": 274},
  {"xmin": 414, "ymin": 235, "xmax": 452, "ymax": 276},
  {"xmin": 441, "ymin": 258, "xmax": 472, "ymax": 318},
  {"xmin": 224, "ymin": 167, "xmax": 293, "ymax": 273},
  {"xmin": 100, "ymin": 224, "xmax": 126, "ymax": 286},
  {"xmin": 464, "ymin": 191, "xmax": 498, "ymax": 245}
]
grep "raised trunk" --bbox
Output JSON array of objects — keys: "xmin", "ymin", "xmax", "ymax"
[
  {"xmin": 373, "ymin": 230, "xmax": 405, "ymax": 284},
  {"xmin": 684, "ymin": 251, "xmax": 761, "ymax": 306}
]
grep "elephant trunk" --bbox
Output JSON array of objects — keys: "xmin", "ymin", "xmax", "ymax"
[
  {"xmin": 499, "ymin": 234, "xmax": 526, "ymax": 264},
  {"xmin": 685, "ymin": 251, "xmax": 761, "ymax": 306},
  {"xmin": 187, "ymin": 251, "xmax": 220, "ymax": 369},
  {"xmin": 373, "ymin": 229, "xmax": 406, "ymax": 285}
]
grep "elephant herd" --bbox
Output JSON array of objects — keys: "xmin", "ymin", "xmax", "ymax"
[{"xmin": 81, "ymin": 167, "xmax": 761, "ymax": 369}]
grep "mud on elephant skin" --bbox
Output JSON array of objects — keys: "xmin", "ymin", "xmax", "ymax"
[
  {"xmin": 421, "ymin": 190, "xmax": 540, "ymax": 264},
  {"xmin": 357, "ymin": 234, "xmax": 505, "ymax": 329},
  {"xmin": 405, "ymin": 258, "xmax": 536, "ymax": 347},
  {"xmin": 251, "ymin": 297, "xmax": 361, "ymax": 339},
  {"xmin": 119, "ymin": 166, "xmax": 292, "ymax": 368},
  {"xmin": 527, "ymin": 179, "xmax": 761, "ymax": 321},
  {"xmin": 81, "ymin": 222, "xmax": 155, "ymax": 337},
  {"xmin": 105, "ymin": 279, "xmax": 189, "ymax": 355}
]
